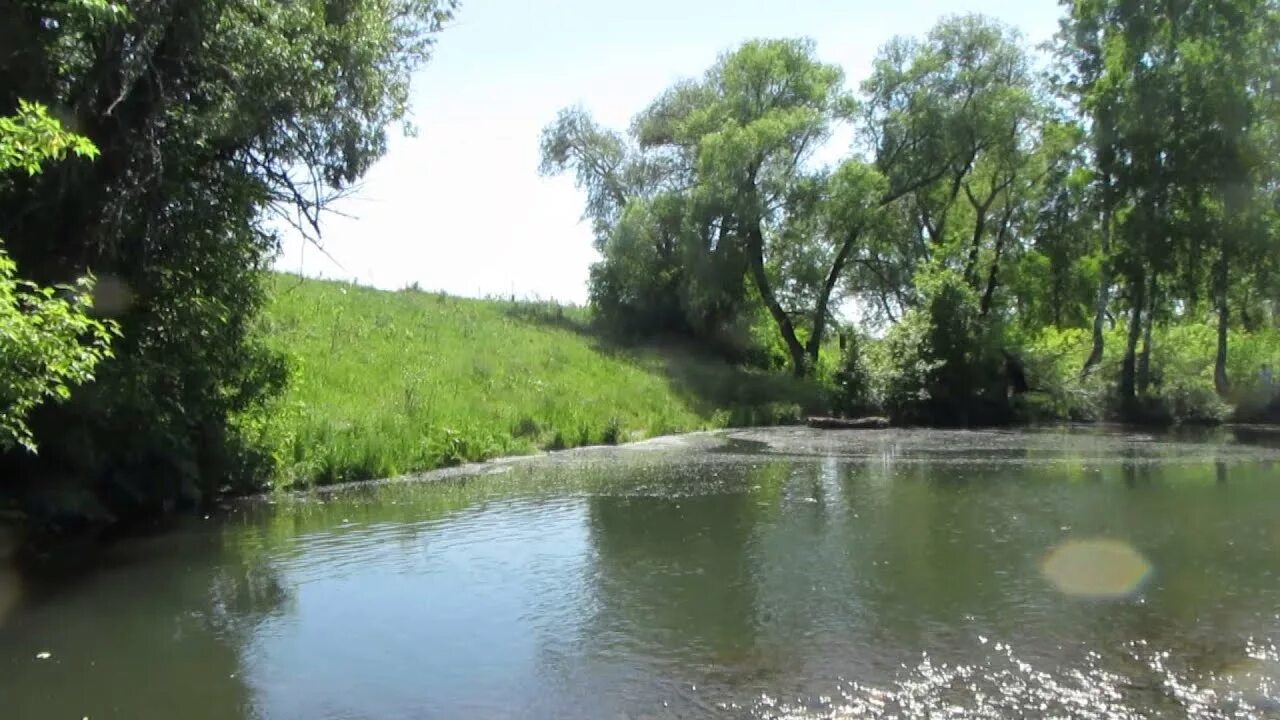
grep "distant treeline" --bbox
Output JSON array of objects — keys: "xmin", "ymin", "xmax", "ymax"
[{"xmin": 541, "ymin": 3, "xmax": 1280, "ymax": 425}]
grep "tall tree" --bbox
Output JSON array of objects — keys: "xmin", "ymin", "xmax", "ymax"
[
  {"xmin": 1058, "ymin": 0, "xmax": 1182, "ymax": 406},
  {"xmin": 1060, "ymin": 0, "xmax": 1280, "ymax": 402},
  {"xmin": 0, "ymin": 0, "xmax": 456, "ymax": 522},
  {"xmin": 636, "ymin": 39, "xmax": 855, "ymax": 375},
  {"xmin": 858, "ymin": 15, "xmax": 1048, "ymax": 317},
  {"xmin": 1173, "ymin": 0, "xmax": 1280, "ymax": 394},
  {"xmin": 1056, "ymin": 0, "xmax": 1122, "ymax": 376}
]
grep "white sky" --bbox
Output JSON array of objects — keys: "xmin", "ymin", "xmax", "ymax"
[{"xmin": 274, "ymin": 0, "xmax": 1064, "ymax": 305}]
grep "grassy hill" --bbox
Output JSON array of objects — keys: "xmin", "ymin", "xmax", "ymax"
[{"xmin": 254, "ymin": 274, "xmax": 828, "ymax": 487}]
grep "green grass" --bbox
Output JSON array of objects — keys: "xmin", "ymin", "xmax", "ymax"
[{"xmin": 253, "ymin": 274, "xmax": 828, "ymax": 487}]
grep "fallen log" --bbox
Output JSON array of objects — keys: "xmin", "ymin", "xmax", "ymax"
[{"xmin": 806, "ymin": 416, "xmax": 891, "ymax": 430}]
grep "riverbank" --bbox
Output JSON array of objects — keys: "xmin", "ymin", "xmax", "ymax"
[{"xmin": 253, "ymin": 274, "xmax": 830, "ymax": 488}]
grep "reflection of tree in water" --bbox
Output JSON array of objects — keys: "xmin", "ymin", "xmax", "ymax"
[
  {"xmin": 0, "ymin": 527, "xmax": 291, "ymax": 720},
  {"xmin": 581, "ymin": 462, "xmax": 789, "ymax": 677},
  {"xmin": 829, "ymin": 450, "xmax": 1280, "ymax": 681}
]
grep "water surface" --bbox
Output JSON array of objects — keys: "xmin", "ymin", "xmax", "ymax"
[{"xmin": 3, "ymin": 427, "xmax": 1280, "ymax": 719}]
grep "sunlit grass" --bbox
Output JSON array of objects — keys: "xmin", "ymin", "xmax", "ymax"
[{"xmin": 254, "ymin": 274, "xmax": 827, "ymax": 487}]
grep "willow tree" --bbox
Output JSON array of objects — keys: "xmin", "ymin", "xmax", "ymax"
[
  {"xmin": 856, "ymin": 15, "xmax": 1050, "ymax": 320},
  {"xmin": 540, "ymin": 106, "xmax": 752, "ymax": 340},
  {"xmin": 632, "ymin": 39, "xmax": 857, "ymax": 376}
]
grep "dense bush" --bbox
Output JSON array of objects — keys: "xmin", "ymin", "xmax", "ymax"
[
  {"xmin": 1013, "ymin": 323, "xmax": 1275, "ymax": 426},
  {"xmin": 880, "ymin": 266, "xmax": 1010, "ymax": 425}
]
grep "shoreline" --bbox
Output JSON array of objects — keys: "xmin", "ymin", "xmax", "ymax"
[{"xmin": 252, "ymin": 419, "xmax": 1280, "ymax": 500}]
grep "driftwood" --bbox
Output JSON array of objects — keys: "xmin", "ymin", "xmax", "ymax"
[{"xmin": 806, "ymin": 416, "xmax": 891, "ymax": 430}]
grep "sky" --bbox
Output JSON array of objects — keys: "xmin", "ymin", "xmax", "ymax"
[{"xmin": 274, "ymin": 0, "xmax": 1065, "ymax": 305}]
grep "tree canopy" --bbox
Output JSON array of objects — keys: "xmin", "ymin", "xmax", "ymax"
[
  {"xmin": 0, "ymin": 0, "xmax": 455, "ymax": 526},
  {"xmin": 546, "ymin": 8, "xmax": 1280, "ymax": 422}
]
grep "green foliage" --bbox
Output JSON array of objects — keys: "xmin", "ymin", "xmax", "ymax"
[
  {"xmin": 550, "ymin": 9, "xmax": 1280, "ymax": 427},
  {"xmin": 0, "ymin": 102, "xmax": 115, "ymax": 453},
  {"xmin": 1056, "ymin": 0, "xmax": 1280, "ymax": 401},
  {"xmin": 832, "ymin": 331, "xmax": 875, "ymax": 417},
  {"xmin": 3, "ymin": 0, "xmax": 1280, "ymax": 541},
  {"xmin": 1014, "ymin": 327, "xmax": 1108, "ymax": 422},
  {"xmin": 546, "ymin": 38, "xmax": 862, "ymax": 376},
  {"xmin": 881, "ymin": 265, "xmax": 1008, "ymax": 425},
  {"xmin": 0, "ymin": 100, "xmax": 98, "ymax": 175},
  {"xmin": 0, "ymin": 253, "xmax": 115, "ymax": 452},
  {"xmin": 0, "ymin": 0, "xmax": 457, "ymax": 526},
  {"xmin": 1013, "ymin": 322, "xmax": 1279, "ymax": 425}
]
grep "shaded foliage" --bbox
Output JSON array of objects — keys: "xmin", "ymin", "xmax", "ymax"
[
  {"xmin": 0, "ymin": 0, "xmax": 455, "ymax": 528},
  {"xmin": 881, "ymin": 265, "xmax": 1008, "ymax": 425},
  {"xmin": 0, "ymin": 100, "xmax": 116, "ymax": 453}
]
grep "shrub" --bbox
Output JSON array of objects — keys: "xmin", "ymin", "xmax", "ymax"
[
  {"xmin": 0, "ymin": 103, "xmax": 116, "ymax": 453},
  {"xmin": 1018, "ymin": 327, "xmax": 1108, "ymax": 421},
  {"xmin": 881, "ymin": 265, "xmax": 1008, "ymax": 425}
]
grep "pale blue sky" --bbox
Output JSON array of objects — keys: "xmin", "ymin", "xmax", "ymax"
[{"xmin": 275, "ymin": 0, "xmax": 1064, "ymax": 304}]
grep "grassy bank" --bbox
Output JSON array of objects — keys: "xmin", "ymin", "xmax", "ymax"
[{"xmin": 252, "ymin": 274, "xmax": 828, "ymax": 487}]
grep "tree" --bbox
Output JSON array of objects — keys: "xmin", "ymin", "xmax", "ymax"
[
  {"xmin": 546, "ymin": 8, "xmax": 1280, "ymax": 424},
  {"xmin": 0, "ymin": 0, "xmax": 456, "ymax": 522},
  {"xmin": 540, "ymin": 107, "xmax": 753, "ymax": 342},
  {"xmin": 1172, "ymin": 0, "xmax": 1280, "ymax": 395},
  {"xmin": 634, "ymin": 39, "xmax": 856, "ymax": 376},
  {"xmin": 857, "ymin": 15, "xmax": 1049, "ymax": 318},
  {"xmin": 1059, "ymin": 0, "xmax": 1280, "ymax": 406},
  {"xmin": 543, "ymin": 39, "xmax": 860, "ymax": 374}
]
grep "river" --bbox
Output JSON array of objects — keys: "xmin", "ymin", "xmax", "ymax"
[{"xmin": 2, "ymin": 427, "xmax": 1279, "ymax": 719}]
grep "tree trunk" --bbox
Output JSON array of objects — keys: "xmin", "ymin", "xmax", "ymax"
[
  {"xmin": 1082, "ymin": 173, "xmax": 1113, "ymax": 376},
  {"xmin": 746, "ymin": 221, "xmax": 807, "ymax": 377},
  {"xmin": 1137, "ymin": 275, "xmax": 1157, "ymax": 394},
  {"xmin": 962, "ymin": 208, "xmax": 989, "ymax": 286},
  {"xmin": 1214, "ymin": 247, "xmax": 1231, "ymax": 396},
  {"xmin": 1120, "ymin": 271, "xmax": 1145, "ymax": 407},
  {"xmin": 979, "ymin": 205, "xmax": 1016, "ymax": 317},
  {"xmin": 805, "ymin": 229, "xmax": 860, "ymax": 371}
]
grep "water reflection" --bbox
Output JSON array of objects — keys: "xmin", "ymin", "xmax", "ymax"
[
  {"xmin": 1, "ymin": 531, "xmax": 279, "ymax": 719},
  {"xmin": 585, "ymin": 487, "xmax": 769, "ymax": 668},
  {"xmin": 0, "ymin": 429, "xmax": 1278, "ymax": 719}
]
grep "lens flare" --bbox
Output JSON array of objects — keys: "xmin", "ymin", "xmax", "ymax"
[{"xmin": 1041, "ymin": 538, "xmax": 1151, "ymax": 599}]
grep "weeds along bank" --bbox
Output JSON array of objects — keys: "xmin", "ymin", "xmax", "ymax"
[{"xmin": 251, "ymin": 275, "xmax": 828, "ymax": 488}]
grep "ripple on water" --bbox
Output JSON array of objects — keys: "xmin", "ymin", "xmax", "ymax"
[
  {"xmin": 269, "ymin": 496, "xmax": 586, "ymax": 584},
  {"xmin": 738, "ymin": 639, "xmax": 1280, "ymax": 720}
]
